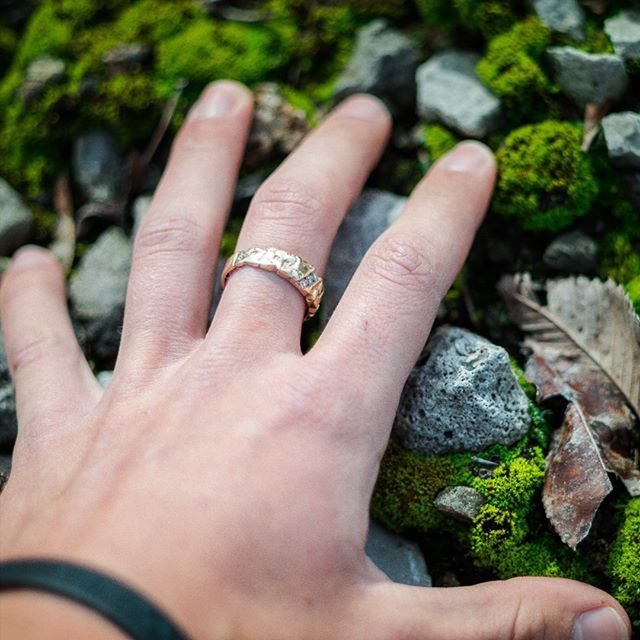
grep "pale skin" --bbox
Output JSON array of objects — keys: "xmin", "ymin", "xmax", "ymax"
[{"xmin": 0, "ymin": 81, "xmax": 632, "ymax": 640}]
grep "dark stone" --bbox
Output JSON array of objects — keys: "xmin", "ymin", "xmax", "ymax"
[
  {"xmin": 0, "ymin": 178, "xmax": 33, "ymax": 256},
  {"xmin": 434, "ymin": 486, "xmax": 486, "ymax": 522},
  {"xmin": 334, "ymin": 19, "xmax": 420, "ymax": 109},
  {"xmin": 322, "ymin": 189, "xmax": 406, "ymax": 323},
  {"xmin": 365, "ymin": 520, "xmax": 432, "ymax": 587},
  {"xmin": 416, "ymin": 50, "xmax": 501, "ymax": 138},
  {"xmin": 73, "ymin": 130, "xmax": 126, "ymax": 204},
  {"xmin": 543, "ymin": 230, "xmax": 598, "ymax": 273},
  {"xmin": 69, "ymin": 227, "xmax": 132, "ymax": 362}
]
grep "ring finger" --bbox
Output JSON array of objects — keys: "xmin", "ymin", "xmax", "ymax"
[{"xmin": 209, "ymin": 94, "xmax": 392, "ymax": 354}]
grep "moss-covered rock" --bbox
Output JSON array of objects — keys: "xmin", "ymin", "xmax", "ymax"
[
  {"xmin": 493, "ymin": 120, "xmax": 598, "ymax": 232},
  {"xmin": 476, "ymin": 17, "xmax": 555, "ymax": 120}
]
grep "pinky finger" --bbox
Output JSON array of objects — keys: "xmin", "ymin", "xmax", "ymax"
[{"xmin": 0, "ymin": 246, "xmax": 102, "ymax": 437}]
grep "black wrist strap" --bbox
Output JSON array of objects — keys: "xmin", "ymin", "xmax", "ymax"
[{"xmin": 0, "ymin": 559, "xmax": 190, "ymax": 640}]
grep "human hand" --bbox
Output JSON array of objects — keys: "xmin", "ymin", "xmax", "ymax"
[{"xmin": 0, "ymin": 81, "xmax": 631, "ymax": 640}]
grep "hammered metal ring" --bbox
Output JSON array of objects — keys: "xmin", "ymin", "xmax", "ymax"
[{"xmin": 220, "ymin": 247, "xmax": 325, "ymax": 320}]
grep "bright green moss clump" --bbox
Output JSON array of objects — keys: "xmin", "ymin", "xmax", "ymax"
[
  {"xmin": 625, "ymin": 277, "xmax": 640, "ymax": 314},
  {"xmin": 476, "ymin": 17, "xmax": 554, "ymax": 120},
  {"xmin": 608, "ymin": 498, "xmax": 640, "ymax": 625},
  {"xmin": 422, "ymin": 124, "xmax": 459, "ymax": 164},
  {"xmin": 494, "ymin": 121, "xmax": 598, "ymax": 232}
]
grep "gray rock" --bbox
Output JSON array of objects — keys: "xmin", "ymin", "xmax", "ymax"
[
  {"xmin": 532, "ymin": 0, "xmax": 585, "ymax": 40},
  {"xmin": 547, "ymin": 47, "xmax": 628, "ymax": 105},
  {"xmin": 73, "ymin": 131, "xmax": 125, "ymax": 203},
  {"xmin": 0, "ymin": 331, "xmax": 9, "ymax": 385},
  {"xmin": 365, "ymin": 521, "xmax": 431, "ymax": 587},
  {"xmin": 322, "ymin": 189, "xmax": 406, "ymax": 322},
  {"xmin": 96, "ymin": 370, "xmax": 114, "ymax": 389},
  {"xmin": 543, "ymin": 230, "xmax": 598, "ymax": 273},
  {"xmin": 604, "ymin": 11, "xmax": 640, "ymax": 62},
  {"xmin": 394, "ymin": 326, "xmax": 532, "ymax": 456},
  {"xmin": 434, "ymin": 486, "xmax": 486, "ymax": 522},
  {"xmin": 416, "ymin": 50, "xmax": 501, "ymax": 138},
  {"xmin": 0, "ymin": 178, "xmax": 33, "ymax": 256},
  {"xmin": 601, "ymin": 111, "xmax": 640, "ymax": 169},
  {"xmin": 132, "ymin": 194, "xmax": 153, "ymax": 236},
  {"xmin": 334, "ymin": 19, "xmax": 420, "ymax": 108},
  {"xmin": 20, "ymin": 56, "xmax": 66, "ymax": 100},
  {"xmin": 103, "ymin": 43, "xmax": 151, "ymax": 70},
  {"xmin": 69, "ymin": 227, "xmax": 132, "ymax": 360}
]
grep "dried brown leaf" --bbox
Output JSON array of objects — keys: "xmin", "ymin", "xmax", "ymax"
[
  {"xmin": 543, "ymin": 403, "xmax": 612, "ymax": 549},
  {"xmin": 498, "ymin": 274, "xmax": 640, "ymax": 547}
]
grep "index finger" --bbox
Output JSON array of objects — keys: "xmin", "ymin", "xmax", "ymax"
[{"xmin": 315, "ymin": 141, "xmax": 496, "ymax": 405}]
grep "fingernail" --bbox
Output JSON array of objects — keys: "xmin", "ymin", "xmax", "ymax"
[
  {"xmin": 573, "ymin": 607, "xmax": 629, "ymax": 640},
  {"xmin": 439, "ymin": 141, "xmax": 494, "ymax": 172},
  {"xmin": 193, "ymin": 81, "xmax": 247, "ymax": 119},
  {"xmin": 334, "ymin": 94, "xmax": 390, "ymax": 121},
  {"xmin": 11, "ymin": 245, "xmax": 51, "ymax": 271}
]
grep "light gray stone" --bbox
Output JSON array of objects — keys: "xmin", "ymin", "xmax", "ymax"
[
  {"xmin": 547, "ymin": 47, "xmax": 628, "ymax": 105},
  {"xmin": 103, "ymin": 43, "xmax": 151, "ymax": 69},
  {"xmin": 434, "ymin": 486, "xmax": 486, "ymax": 522},
  {"xmin": 96, "ymin": 371, "xmax": 114, "ymax": 389},
  {"xmin": 601, "ymin": 111, "xmax": 640, "ymax": 169},
  {"xmin": 543, "ymin": 230, "xmax": 598, "ymax": 273},
  {"xmin": 132, "ymin": 193, "xmax": 153, "ymax": 235},
  {"xmin": 394, "ymin": 326, "xmax": 531, "ymax": 456},
  {"xmin": 532, "ymin": 0, "xmax": 585, "ymax": 40},
  {"xmin": 0, "ymin": 178, "xmax": 33, "ymax": 256},
  {"xmin": 73, "ymin": 130, "xmax": 125, "ymax": 203},
  {"xmin": 70, "ymin": 227, "xmax": 132, "ymax": 360},
  {"xmin": 20, "ymin": 56, "xmax": 66, "ymax": 100},
  {"xmin": 365, "ymin": 521, "xmax": 431, "ymax": 587},
  {"xmin": 334, "ymin": 19, "xmax": 420, "ymax": 108},
  {"xmin": 605, "ymin": 11, "xmax": 640, "ymax": 62},
  {"xmin": 322, "ymin": 189, "xmax": 406, "ymax": 322},
  {"xmin": 416, "ymin": 50, "xmax": 501, "ymax": 138}
]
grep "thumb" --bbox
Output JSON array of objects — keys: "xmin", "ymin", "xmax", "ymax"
[{"xmin": 361, "ymin": 577, "xmax": 632, "ymax": 640}]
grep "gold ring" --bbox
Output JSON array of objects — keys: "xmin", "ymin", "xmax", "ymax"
[{"xmin": 221, "ymin": 247, "xmax": 324, "ymax": 320}]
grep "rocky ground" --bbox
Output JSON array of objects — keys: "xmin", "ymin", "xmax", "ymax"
[{"xmin": 0, "ymin": 0, "xmax": 639, "ymax": 632}]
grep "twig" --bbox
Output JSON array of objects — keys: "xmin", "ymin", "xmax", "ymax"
[
  {"xmin": 50, "ymin": 173, "xmax": 76, "ymax": 273},
  {"xmin": 582, "ymin": 102, "xmax": 608, "ymax": 152}
]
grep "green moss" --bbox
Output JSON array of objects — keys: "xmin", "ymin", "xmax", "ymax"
[
  {"xmin": 600, "ymin": 232, "xmax": 640, "ymax": 285},
  {"xmin": 371, "ymin": 438, "xmax": 474, "ymax": 532},
  {"xmin": 494, "ymin": 121, "xmax": 598, "ymax": 232},
  {"xmin": 156, "ymin": 19, "xmax": 294, "ymax": 88},
  {"xmin": 423, "ymin": 124, "xmax": 459, "ymax": 164},
  {"xmin": 476, "ymin": 17, "xmax": 554, "ymax": 120},
  {"xmin": 625, "ymin": 277, "xmax": 640, "ymax": 315},
  {"xmin": 414, "ymin": 0, "xmax": 519, "ymax": 36},
  {"xmin": 279, "ymin": 84, "xmax": 318, "ymax": 126},
  {"xmin": 608, "ymin": 498, "xmax": 640, "ymax": 625}
]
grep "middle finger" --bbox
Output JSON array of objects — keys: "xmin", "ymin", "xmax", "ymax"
[{"xmin": 209, "ymin": 94, "xmax": 392, "ymax": 355}]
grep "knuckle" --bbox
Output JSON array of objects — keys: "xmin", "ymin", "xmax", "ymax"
[
  {"xmin": 134, "ymin": 214, "xmax": 206, "ymax": 260},
  {"xmin": 366, "ymin": 235, "xmax": 443, "ymax": 297},
  {"xmin": 250, "ymin": 178, "xmax": 327, "ymax": 231}
]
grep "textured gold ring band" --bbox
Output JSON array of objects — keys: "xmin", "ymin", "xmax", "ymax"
[{"xmin": 221, "ymin": 247, "xmax": 325, "ymax": 320}]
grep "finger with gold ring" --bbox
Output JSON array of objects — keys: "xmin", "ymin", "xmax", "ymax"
[{"xmin": 221, "ymin": 247, "xmax": 324, "ymax": 320}]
